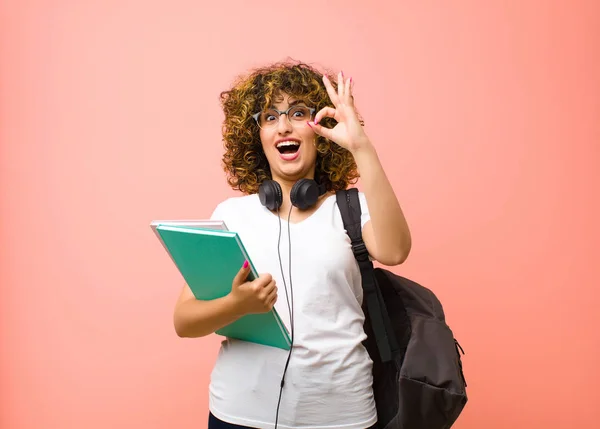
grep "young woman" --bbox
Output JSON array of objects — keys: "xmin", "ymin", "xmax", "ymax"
[{"xmin": 173, "ymin": 61, "xmax": 411, "ymax": 429}]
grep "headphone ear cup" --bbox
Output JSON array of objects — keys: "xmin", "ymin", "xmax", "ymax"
[
  {"xmin": 290, "ymin": 179, "xmax": 320, "ymax": 210},
  {"xmin": 259, "ymin": 180, "xmax": 283, "ymax": 211}
]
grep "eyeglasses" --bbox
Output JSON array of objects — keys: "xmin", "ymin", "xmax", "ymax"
[{"xmin": 252, "ymin": 105, "xmax": 316, "ymax": 129}]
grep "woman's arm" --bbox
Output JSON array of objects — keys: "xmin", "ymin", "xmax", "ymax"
[
  {"xmin": 351, "ymin": 141, "xmax": 412, "ymax": 266},
  {"xmin": 173, "ymin": 264, "xmax": 278, "ymax": 338},
  {"xmin": 309, "ymin": 72, "xmax": 412, "ymax": 266},
  {"xmin": 173, "ymin": 284, "xmax": 243, "ymax": 338}
]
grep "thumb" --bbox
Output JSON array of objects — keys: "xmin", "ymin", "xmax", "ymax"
[{"xmin": 232, "ymin": 260, "xmax": 250, "ymax": 288}]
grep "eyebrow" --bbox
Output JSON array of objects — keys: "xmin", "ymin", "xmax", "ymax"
[{"xmin": 268, "ymin": 99, "xmax": 307, "ymax": 110}]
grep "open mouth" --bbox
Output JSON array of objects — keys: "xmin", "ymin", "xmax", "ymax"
[{"xmin": 276, "ymin": 141, "xmax": 300, "ymax": 155}]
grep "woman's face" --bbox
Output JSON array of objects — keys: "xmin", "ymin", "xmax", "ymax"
[{"xmin": 257, "ymin": 92, "xmax": 318, "ymax": 184}]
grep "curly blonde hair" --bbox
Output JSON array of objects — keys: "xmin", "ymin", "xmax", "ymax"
[{"xmin": 218, "ymin": 60, "xmax": 361, "ymax": 195}]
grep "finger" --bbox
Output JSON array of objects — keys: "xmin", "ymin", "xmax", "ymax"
[
  {"xmin": 313, "ymin": 106, "xmax": 336, "ymax": 125},
  {"xmin": 266, "ymin": 285, "xmax": 277, "ymax": 302},
  {"xmin": 264, "ymin": 280, "xmax": 276, "ymax": 294},
  {"xmin": 232, "ymin": 260, "xmax": 250, "ymax": 287},
  {"xmin": 265, "ymin": 291, "xmax": 278, "ymax": 308},
  {"xmin": 322, "ymin": 74, "xmax": 339, "ymax": 106},
  {"xmin": 260, "ymin": 283, "xmax": 276, "ymax": 304},
  {"xmin": 257, "ymin": 279, "xmax": 274, "ymax": 296},
  {"xmin": 308, "ymin": 121, "xmax": 335, "ymax": 141},
  {"xmin": 254, "ymin": 279, "xmax": 273, "ymax": 296},
  {"xmin": 255, "ymin": 273, "xmax": 272, "ymax": 287},
  {"xmin": 338, "ymin": 71, "xmax": 345, "ymax": 100},
  {"xmin": 267, "ymin": 292, "xmax": 277, "ymax": 309},
  {"xmin": 345, "ymin": 76, "xmax": 353, "ymax": 104}
]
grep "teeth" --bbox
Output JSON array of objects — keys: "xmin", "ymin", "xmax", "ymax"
[{"xmin": 277, "ymin": 141, "xmax": 300, "ymax": 148}]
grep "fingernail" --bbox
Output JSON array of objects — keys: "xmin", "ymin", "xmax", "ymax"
[{"xmin": 243, "ymin": 260, "xmax": 249, "ymax": 269}]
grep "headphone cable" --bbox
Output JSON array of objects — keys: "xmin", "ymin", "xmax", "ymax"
[{"xmin": 274, "ymin": 204, "xmax": 295, "ymax": 429}]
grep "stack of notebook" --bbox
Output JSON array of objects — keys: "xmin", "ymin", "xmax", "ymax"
[{"xmin": 150, "ymin": 219, "xmax": 291, "ymax": 350}]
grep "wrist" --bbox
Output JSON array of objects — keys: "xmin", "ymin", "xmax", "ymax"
[
  {"xmin": 223, "ymin": 293, "xmax": 245, "ymax": 318},
  {"xmin": 348, "ymin": 134, "xmax": 373, "ymax": 152},
  {"xmin": 349, "ymin": 138, "xmax": 377, "ymax": 160}
]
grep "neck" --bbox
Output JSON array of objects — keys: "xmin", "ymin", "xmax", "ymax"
[{"xmin": 274, "ymin": 177, "xmax": 298, "ymax": 213}]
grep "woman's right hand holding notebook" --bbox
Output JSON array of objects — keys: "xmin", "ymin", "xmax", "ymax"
[{"xmin": 228, "ymin": 260, "xmax": 278, "ymax": 315}]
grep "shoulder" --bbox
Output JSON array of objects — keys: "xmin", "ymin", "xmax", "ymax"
[
  {"xmin": 214, "ymin": 194, "xmax": 258, "ymax": 210},
  {"xmin": 333, "ymin": 188, "xmax": 371, "ymax": 224},
  {"xmin": 356, "ymin": 190, "xmax": 368, "ymax": 206},
  {"xmin": 211, "ymin": 194, "xmax": 269, "ymax": 234},
  {"xmin": 334, "ymin": 188, "xmax": 368, "ymax": 206},
  {"xmin": 210, "ymin": 193, "xmax": 261, "ymax": 220}
]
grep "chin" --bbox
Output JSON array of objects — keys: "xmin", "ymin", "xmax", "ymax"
[
  {"xmin": 268, "ymin": 151, "xmax": 316, "ymax": 181},
  {"xmin": 279, "ymin": 168, "xmax": 309, "ymax": 181}
]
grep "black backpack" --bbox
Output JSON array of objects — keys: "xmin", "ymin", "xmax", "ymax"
[{"xmin": 336, "ymin": 188, "xmax": 468, "ymax": 429}]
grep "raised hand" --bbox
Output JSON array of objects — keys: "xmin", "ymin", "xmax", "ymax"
[{"xmin": 308, "ymin": 71, "xmax": 371, "ymax": 154}]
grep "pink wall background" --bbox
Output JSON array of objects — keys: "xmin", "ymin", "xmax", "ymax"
[{"xmin": 1, "ymin": 1, "xmax": 598, "ymax": 428}]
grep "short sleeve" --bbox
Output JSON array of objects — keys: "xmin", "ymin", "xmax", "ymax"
[
  {"xmin": 358, "ymin": 191, "xmax": 371, "ymax": 228},
  {"xmin": 209, "ymin": 203, "xmax": 223, "ymax": 220},
  {"xmin": 209, "ymin": 200, "xmax": 228, "ymax": 222},
  {"xmin": 357, "ymin": 192, "xmax": 375, "ymax": 261}
]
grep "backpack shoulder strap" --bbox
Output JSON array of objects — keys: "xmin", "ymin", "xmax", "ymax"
[
  {"xmin": 336, "ymin": 188, "xmax": 366, "ymax": 257},
  {"xmin": 336, "ymin": 188, "xmax": 398, "ymax": 362}
]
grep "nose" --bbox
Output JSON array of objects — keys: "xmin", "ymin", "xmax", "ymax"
[{"xmin": 276, "ymin": 113, "xmax": 293, "ymax": 134}]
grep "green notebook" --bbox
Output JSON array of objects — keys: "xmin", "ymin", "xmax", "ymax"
[{"xmin": 153, "ymin": 224, "xmax": 291, "ymax": 350}]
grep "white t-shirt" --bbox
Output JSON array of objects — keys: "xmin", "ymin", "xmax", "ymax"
[{"xmin": 207, "ymin": 192, "xmax": 377, "ymax": 429}]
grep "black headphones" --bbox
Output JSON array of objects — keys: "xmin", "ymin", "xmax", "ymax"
[{"xmin": 258, "ymin": 178, "xmax": 327, "ymax": 211}]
